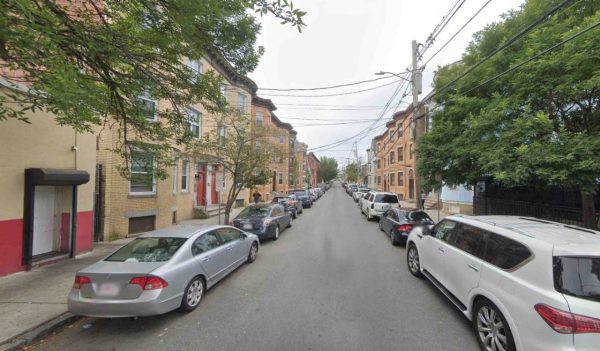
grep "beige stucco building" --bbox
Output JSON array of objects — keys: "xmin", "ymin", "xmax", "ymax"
[{"xmin": 0, "ymin": 83, "xmax": 96, "ymax": 276}]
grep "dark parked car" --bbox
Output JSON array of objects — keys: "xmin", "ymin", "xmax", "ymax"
[
  {"xmin": 272, "ymin": 195, "xmax": 302, "ymax": 218},
  {"xmin": 379, "ymin": 209, "xmax": 434, "ymax": 245},
  {"xmin": 232, "ymin": 204, "xmax": 292, "ymax": 240},
  {"xmin": 289, "ymin": 189, "xmax": 313, "ymax": 208}
]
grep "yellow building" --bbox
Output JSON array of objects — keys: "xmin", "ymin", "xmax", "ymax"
[
  {"xmin": 0, "ymin": 82, "xmax": 96, "ymax": 276},
  {"xmin": 96, "ymin": 53, "xmax": 257, "ymax": 238}
]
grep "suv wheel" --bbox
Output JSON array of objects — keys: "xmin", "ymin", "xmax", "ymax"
[
  {"xmin": 406, "ymin": 244, "xmax": 423, "ymax": 277},
  {"xmin": 473, "ymin": 299, "xmax": 516, "ymax": 351}
]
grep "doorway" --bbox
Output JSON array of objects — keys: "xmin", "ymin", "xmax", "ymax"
[{"xmin": 408, "ymin": 169, "xmax": 415, "ymax": 200}]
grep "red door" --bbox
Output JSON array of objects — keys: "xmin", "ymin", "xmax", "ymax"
[
  {"xmin": 211, "ymin": 166, "xmax": 218, "ymax": 204},
  {"xmin": 197, "ymin": 164, "xmax": 207, "ymax": 206}
]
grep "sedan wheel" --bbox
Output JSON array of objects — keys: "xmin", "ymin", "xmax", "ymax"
[
  {"xmin": 273, "ymin": 226, "xmax": 280, "ymax": 240},
  {"xmin": 474, "ymin": 300, "xmax": 515, "ymax": 351},
  {"xmin": 288, "ymin": 216, "xmax": 293, "ymax": 227},
  {"xmin": 407, "ymin": 245, "xmax": 423, "ymax": 277},
  {"xmin": 390, "ymin": 232, "xmax": 397, "ymax": 246},
  {"xmin": 247, "ymin": 242, "xmax": 258, "ymax": 263},
  {"xmin": 180, "ymin": 277, "xmax": 204, "ymax": 312}
]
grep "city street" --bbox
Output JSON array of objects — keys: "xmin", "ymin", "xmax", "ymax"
[{"xmin": 31, "ymin": 184, "xmax": 479, "ymax": 351}]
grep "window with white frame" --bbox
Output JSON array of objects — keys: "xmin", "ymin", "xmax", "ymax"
[
  {"xmin": 185, "ymin": 57, "xmax": 202, "ymax": 74},
  {"xmin": 172, "ymin": 160, "xmax": 178, "ymax": 193},
  {"xmin": 130, "ymin": 151, "xmax": 155, "ymax": 193},
  {"xmin": 398, "ymin": 123, "xmax": 404, "ymax": 137},
  {"xmin": 181, "ymin": 160, "xmax": 189, "ymax": 192},
  {"xmin": 217, "ymin": 125, "xmax": 226, "ymax": 145},
  {"xmin": 237, "ymin": 93, "xmax": 246, "ymax": 114},
  {"xmin": 256, "ymin": 111, "xmax": 263, "ymax": 127},
  {"xmin": 137, "ymin": 93, "xmax": 157, "ymax": 121},
  {"xmin": 185, "ymin": 107, "xmax": 201, "ymax": 138},
  {"xmin": 220, "ymin": 84, "xmax": 228, "ymax": 102}
]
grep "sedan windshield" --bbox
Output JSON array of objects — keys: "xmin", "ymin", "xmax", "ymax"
[
  {"xmin": 238, "ymin": 207, "xmax": 270, "ymax": 218},
  {"xmin": 106, "ymin": 237, "xmax": 187, "ymax": 262}
]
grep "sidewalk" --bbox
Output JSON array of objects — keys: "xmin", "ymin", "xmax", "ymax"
[
  {"xmin": 0, "ymin": 210, "xmax": 241, "ymax": 351},
  {"xmin": 399, "ymin": 200, "xmax": 451, "ymax": 222}
]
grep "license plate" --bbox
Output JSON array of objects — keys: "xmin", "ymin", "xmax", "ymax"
[
  {"xmin": 98, "ymin": 283, "xmax": 119, "ymax": 297},
  {"xmin": 243, "ymin": 224, "xmax": 253, "ymax": 230}
]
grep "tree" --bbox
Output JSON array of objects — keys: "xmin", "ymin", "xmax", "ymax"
[
  {"xmin": 344, "ymin": 162, "xmax": 359, "ymax": 183},
  {"xmin": 318, "ymin": 156, "xmax": 338, "ymax": 182},
  {"xmin": 191, "ymin": 108, "xmax": 276, "ymax": 223},
  {"xmin": 417, "ymin": 0, "xmax": 600, "ymax": 228},
  {"xmin": 0, "ymin": 0, "xmax": 305, "ymax": 176}
]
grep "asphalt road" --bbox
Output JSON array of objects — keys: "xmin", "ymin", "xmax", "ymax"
[{"xmin": 31, "ymin": 184, "xmax": 480, "ymax": 351}]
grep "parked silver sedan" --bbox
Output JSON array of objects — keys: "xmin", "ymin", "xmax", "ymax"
[{"xmin": 68, "ymin": 224, "xmax": 259, "ymax": 318}]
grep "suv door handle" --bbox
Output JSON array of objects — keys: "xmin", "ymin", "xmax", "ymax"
[
  {"xmin": 438, "ymin": 247, "xmax": 445, "ymax": 253},
  {"xmin": 226, "ymin": 245, "xmax": 233, "ymax": 251},
  {"xmin": 202, "ymin": 257, "xmax": 211, "ymax": 262},
  {"xmin": 468, "ymin": 264, "xmax": 479, "ymax": 272}
]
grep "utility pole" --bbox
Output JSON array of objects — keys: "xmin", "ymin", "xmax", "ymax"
[
  {"xmin": 353, "ymin": 142, "xmax": 360, "ymax": 185},
  {"xmin": 411, "ymin": 40, "xmax": 423, "ymax": 203}
]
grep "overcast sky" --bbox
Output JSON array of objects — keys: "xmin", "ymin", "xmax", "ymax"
[{"xmin": 247, "ymin": 0, "xmax": 526, "ymax": 168}]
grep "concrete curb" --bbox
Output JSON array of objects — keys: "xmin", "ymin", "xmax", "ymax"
[{"xmin": 0, "ymin": 312, "xmax": 80, "ymax": 351}]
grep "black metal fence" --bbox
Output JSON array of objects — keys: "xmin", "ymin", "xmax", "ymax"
[{"xmin": 474, "ymin": 196, "xmax": 599, "ymax": 228}]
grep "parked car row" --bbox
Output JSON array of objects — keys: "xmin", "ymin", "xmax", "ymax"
[{"xmin": 68, "ymin": 188, "xmax": 330, "ymax": 319}]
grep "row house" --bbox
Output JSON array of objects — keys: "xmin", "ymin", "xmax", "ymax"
[
  {"xmin": 374, "ymin": 104, "xmax": 427, "ymax": 203},
  {"xmin": 0, "ymin": 79, "xmax": 95, "ymax": 276},
  {"xmin": 295, "ymin": 142, "xmax": 308, "ymax": 189},
  {"xmin": 96, "ymin": 53, "xmax": 257, "ymax": 239},
  {"xmin": 250, "ymin": 96, "xmax": 308, "ymax": 201},
  {"xmin": 306, "ymin": 152, "xmax": 321, "ymax": 187}
]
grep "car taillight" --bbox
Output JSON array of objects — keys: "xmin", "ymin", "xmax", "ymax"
[
  {"xmin": 398, "ymin": 224, "xmax": 413, "ymax": 232},
  {"xmin": 129, "ymin": 276, "xmax": 169, "ymax": 290},
  {"xmin": 534, "ymin": 304, "xmax": 600, "ymax": 334},
  {"xmin": 73, "ymin": 275, "xmax": 91, "ymax": 289}
]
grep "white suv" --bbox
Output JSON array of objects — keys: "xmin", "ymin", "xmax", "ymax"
[
  {"xmin": 406, "ymin": 215, "xmax": 600, "ymax": 351},
  {"xmin": 361, "ymin": 192, "xmax": 399, "ymax": 220}
]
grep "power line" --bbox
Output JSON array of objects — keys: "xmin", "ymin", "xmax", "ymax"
[
  {"xmin": 420, "ymin": 0, "xmax": 467, "ymax": 58},
  {"xmin": 258, "ymin": 77, "xmax": 406, "ymax": 98},
  {"xmin": 430, "ymin": 0, "xmax": 574, "ymax": 99},
  {"xmin": 278, "ymin": 117, "xmax": 381, "ymax": 122},
  {"xmin": 257, "ymin": 75, "xmax": 396, "ymax": 91},
  {"xmin": 423, "ymin": 0, "xmax": 493, "ymax": 67}
]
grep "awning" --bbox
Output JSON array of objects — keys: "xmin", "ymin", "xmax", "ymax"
[{"xmin": 25, "ymin": 168, "xmax": 90, "ymax": 186}]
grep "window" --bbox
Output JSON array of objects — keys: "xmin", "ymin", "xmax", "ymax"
[
  {"xmin": 130, "ymin": 151, "xmax": 155, "ymax": 193},
  {"xmin": 238, "ymin": 93, "xmax": 246, "ymax": 114},
  {"xmin": 137, "ymin": 93, "xmax": 157, "ymax": 121},
  {"xmin": 390, "ymin": 173, "xmax": 395, "ymax": 186},
  {"xmin": 185, "ymin": 57, "xmax": 202, "ymax": 74},
  {"xmin": 172, "ymin": 161, "xmax": 178, "ymax": 193},
  {"xmin": 256, "ymin": 111, "xmax": 263, "ymax": 127},
  {"xmin": 377, "ymin": 160, "xmax": 381, "ymax": 169},
  {"xmin": 220, "ymin": 84, "xmax": 228, "ymax": 102},
  {"xmin": 192, "ymin": 232, "xmax": 221, "ymax": 255},
  {"xmin": 398, "ymin": 146, "xmax": 403, "ymax": 162},
  {"xmin": 374, "ymin": 194, "xmax": 398, "ymax": 204},
  {"xmin": 398, "ymin": 172, "xmax": 404, "ymax": 186},
  {"xmin": 181, "ymin": 160, "xmax": 189, "ymax": 192},
  {"xmin": 280, "ymin": 130, "xmax": 284, "ymax": 144},
  {"xmin": 278, "ymin": 173, "xmax": 283, "ymax": 185},
  {"xmin": 398, "ymin": 123, "xmax": 404, "ymax": 137},
  {"xmin": 409, "ymin": 144, "xmax": 414, "ymax": 159},
  {"xmin": 377, "ymin": 176, "xmax": 381, "ymax": 184},
  {"xmin": 431, "ymin": 220, "xmax": 457, "ymax": 240},
  {"xmin": 127, "ymin": 215, "xmax": 155, "ymax": 234},
  {"xmin": 217, "ymin": 125, "xmax": 226, "ymax": 145},
  {"xmin": 107, "ymin": 237, "xmax": 185, "ymax": 262},
  {"xmin": 553, "ymin": 256, "xmax": 600, "ymax": 302},
  {"xmin": 483, "ymin": 232, "xmax": 531, "ymax": 270},
  {"xmin": 390, "ymin": 152, "xmax": 395, "ymax": 164},
  {"xmin": 446, "ymin": 224, "xmax": 486, "ymax": 258},
  {"xmin": 217, "ymin": 228, "xmax": 243, "ymax": 244},
  {"xmin": 389, "ymin": 129, "xmax": 395, "ymax": 141},
  {"xmin": 271, "ymin": 205, "xmax": 283, "ymax": 216},
  {"xmin": 256, "ymin": 141, "xmax": 262, "ymax": 153},
  {"xmin": 289, "ymin": 174, "xmax": 293, "ymax": 185},
  {"xmin": 185, "ymin": 107, "xmax": 201, "ymax": 138}
]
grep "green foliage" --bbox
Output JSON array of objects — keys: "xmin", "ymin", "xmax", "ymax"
[
  {"xmin": 0, "ymin": 0, "xmax": 305, "ymax": 176},
  {"xmin": 344, "ymin": 162, "xmax": 360, "ymax": 183},
  {"xmin": 318, "ymin": 156, "xmax": 338, "ymax": 182},
  {"xmin": 417, "ymin": 0, "xmax": 600, "ymax": 196}
]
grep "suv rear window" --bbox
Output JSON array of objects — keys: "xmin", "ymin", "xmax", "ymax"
[
  {"xmin": 374, "ymin": 194, "xmax": 398, "ymax": 203},
  {"xmin": 553, "ymin": 256, "xmax": 600, "ymax": 302}
]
